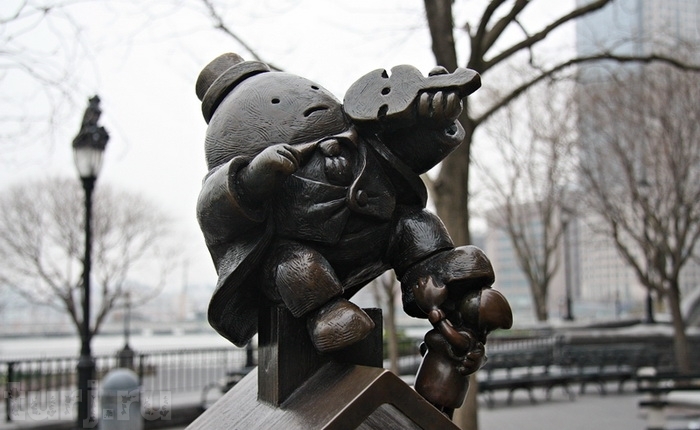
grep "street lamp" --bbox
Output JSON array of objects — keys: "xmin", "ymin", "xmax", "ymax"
[
  {"xmin": 118, "ymin": 292, "xmax": 135, "ymax": 369},
  {"xmin": 561, "ymin": 207, "xmax": 575, "ymax": 321},
  {"xmin": 73, "ymin": 95, "xmax": 109, "ymax": 429}
]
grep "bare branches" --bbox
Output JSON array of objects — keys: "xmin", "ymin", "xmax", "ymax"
[
  {"xmin": 478, "ymin": 79, "xmax": 577, "ymax": 321},
  {"xmin": 0, "ymin": 177, "xmax": 173, "ymax": 338},
  {"xmin": 0, "ymin": 0, "xmax": 100, "ymax": 152},
  {"xmin": 473, "ymin": 0, "xmax": 509, "ymax": 52},
  {"xmin": 199, "ymin": 0, "xmax": 283, "ymax": 71},
  {"xmin": 477, "ymin": 0, "xmax": 529, "ymax": 62},
  {"xmin": 474, "ymin": 52, "xmax": 700, "ymax": 127},
  {"xmin": 480, "ymin": 0, "xmax": 613, "ymax": 72}
]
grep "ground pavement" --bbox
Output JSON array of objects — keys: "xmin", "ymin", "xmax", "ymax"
[
  {"xmin": 4, "ymin": 383, "xmax": 699, "ymax": 429},
  {"xmin": 164, "ymin": 384, "xmax": 699, "ymax": 429}
]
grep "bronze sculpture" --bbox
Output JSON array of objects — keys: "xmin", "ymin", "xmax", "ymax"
[{"xmin": 195, "ymin": 53, "xmax": 512, "ymax": 415}]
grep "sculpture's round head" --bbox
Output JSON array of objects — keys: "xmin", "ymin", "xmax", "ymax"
[{"xmin": 197, "ymin": 53, "xmax": 350, "ymax": 170}]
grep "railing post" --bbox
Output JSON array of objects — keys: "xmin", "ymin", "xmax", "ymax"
[
  {"xmin": 138, "ymin": 354, "xmax": 145, "ymax": 386},
  {"xmin": 6, "ymin": 362, "xmax": 15, "ymax": 422}
]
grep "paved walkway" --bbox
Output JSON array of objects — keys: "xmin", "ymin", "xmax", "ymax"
[
  {"xmin": 165, "ymin": 385, "xmax": 699, "ymax": 429},
  {"xmin": 4, "ymin": 384, "xmax": 699, "ymax": 429},
  {"xmin": 480, "ymin": 390, "xmax": 645, "ymax": 429},
  {"xmin": 478, "ymin": 385, "xmax": 699, "ymax": 430}
]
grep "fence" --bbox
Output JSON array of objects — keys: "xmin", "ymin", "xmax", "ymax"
[
  {"xmin": 2, "ymin": 346, "xmax": 252, "ymax": 422},
  {"xmin": 3, "ymin": 331, "xmax": 699, "ymax": 422}
]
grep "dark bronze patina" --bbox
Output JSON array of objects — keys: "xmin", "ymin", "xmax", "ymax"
[{"xmin": 195, "ymin": 53, "xmax": 513, "ymax": 419}]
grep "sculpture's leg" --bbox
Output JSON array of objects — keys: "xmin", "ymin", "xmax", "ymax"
[
  {"xmin": 262, "ymin": 240, "xmax": 374, "ymax": 353},
  {"xmin": 307, "ymin": 298, "xmax": 375, "ymax": 352}
]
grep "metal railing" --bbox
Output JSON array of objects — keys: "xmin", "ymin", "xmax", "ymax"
[
  {"xmin": 3, "ymin": 333, "xmax": 698, "ymax": 422},
  {"xmin": 2, "ymin": 346, "xmax": 251, "ymax": 422}
]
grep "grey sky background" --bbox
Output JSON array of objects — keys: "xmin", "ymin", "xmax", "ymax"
[{"xmin": 0, "ymin": 0, "xmax": 573, "ymax": 293}]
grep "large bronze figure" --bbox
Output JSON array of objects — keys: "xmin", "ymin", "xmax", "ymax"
[{"xmin": 195, "ymin": 53, "xmax": 512, "ymax": 415}]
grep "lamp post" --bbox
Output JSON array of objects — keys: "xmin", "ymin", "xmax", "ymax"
[
  {"xmin": 118, "ymin": 292, "xmax": 135, "ymax": 369},
  {"xmin": 561, "ymin": 207, "xmax": 574, "ymax": 321},
  {"xmin": 73, "ymin": 95, "xmax": 109, "ymax": 429}
]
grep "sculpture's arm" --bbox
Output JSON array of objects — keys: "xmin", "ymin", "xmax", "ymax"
[
  {"xmin": 196, "ymin": 157, "xmax": 268, "ymax": 250},
  {"xmin": 236, "ymin": 143, "xmax": 314, "ymax": 206},
  {"xmin": 379, "ymin": 114, "xmax": 465, "ymax": 174},
  {"xmin": 197, "ymin": 142, "xmax": 317, "ymax": 248}
]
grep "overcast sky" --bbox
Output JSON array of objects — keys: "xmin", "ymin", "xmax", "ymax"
[
  {"xmin": 0, "ymin": 0, "xmax": 575, "ymax": 294},
  {"xmin": 0, "ymin": 0, "xmax": 445, "ymax": 293}
]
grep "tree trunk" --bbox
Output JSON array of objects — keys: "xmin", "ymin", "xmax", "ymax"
[
  {"xmin": 423, "ymin": 0, "xmax": 459, "ymax": 71},
  {"xmin": 434, "ymin": 114, "xmax": 473, "ymax": 245},
  {"xmin": 667, "ymin": 281, "xmax": 691, "ymax": 373},
  {"xmin": 531, "ymin": 283, "xmax": 548, "ymax": 322},
  {"xmin": 434, "ymin": 115, "xmax": 477, "ymax": 429}
]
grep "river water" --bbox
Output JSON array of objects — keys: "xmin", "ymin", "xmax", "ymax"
[{"xmin": 0, "ymin": 332, "xmax": 235, "ymax": 361}]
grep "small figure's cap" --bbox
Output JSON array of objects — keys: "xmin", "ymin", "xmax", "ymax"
[
  {"xmin": 196, "ymin": 53, "xmax": 271, "ymax": 123},
  {"xmin": 478, "ymin": 288, "xmax": 513, "ymax": 332}
]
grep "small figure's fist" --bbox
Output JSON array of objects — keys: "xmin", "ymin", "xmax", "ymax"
[
  {"xmin": 417, "ymin": 90, "xmax": 463, "ymax": 127},
  {"xmin": 459, "ymin": 339, "xmax": 486, "ymax": 375}
]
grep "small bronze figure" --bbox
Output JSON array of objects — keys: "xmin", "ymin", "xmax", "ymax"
[{"xmin": 195, "ymin": 53, "xmax": 512, "ymax": 413}]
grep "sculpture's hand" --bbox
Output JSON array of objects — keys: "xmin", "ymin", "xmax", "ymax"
[
  {"xmin": 459, "ymin": 338, "xmax": 486, "ymax": 375},
  {"xmin": 238, "ymin": 143, "xmax": 315, "ymax": 204},
  {"xmin": 417, "ymin": 66, "xmax": 462, "ymax": 127},
  {"xmin": 416, "ymin": 90, "xmax": 462, "ymax": 129}
]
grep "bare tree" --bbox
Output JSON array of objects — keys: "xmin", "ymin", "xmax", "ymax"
[
  {"xmin": 0, "ymin": 1, "xmax": 100, "ymax": 152},
  {"xmin": 0, "ymin": 177, "xmax": 174, "ymax": 338},
  {"xmin": 0, "ymin": 0, "xmax": 204, "ymax": 155},
  {"xmin": 422, "ymin": 0, "xmax": 700, "ymax": 248},
  {"xmin": 478, "ymin": 81, "xmax": 578, "ymax": 321},
  {"xmin": 419, "ymin": 2, "xmax": 700, "ymax": 426},
  {"xmin": 578, "ymin": 64, "xmax": 700, "ymax": 373}
]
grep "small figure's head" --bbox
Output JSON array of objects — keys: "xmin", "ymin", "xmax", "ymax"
[
  {"xmin": 456, "ymin": 288, "xmax": 513, "ymax": 342},
  {"xmin": 197, "ymin": 53, "xmax": 350, "ymax": 170}
]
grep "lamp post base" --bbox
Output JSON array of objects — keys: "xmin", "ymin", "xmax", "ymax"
[{"xmin": 77, "ymin": 354, "xmax": 96, "ymax": 429}]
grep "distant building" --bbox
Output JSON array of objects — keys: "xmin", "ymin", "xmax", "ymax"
[
  {"xmin": 483, "ymin": 219, "xmax": 538, "ymax": 324},
  {"xmin": 576, "ymin": 0, "xmax": 700, "ymax": 61}
]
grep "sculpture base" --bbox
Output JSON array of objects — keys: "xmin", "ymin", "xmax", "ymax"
[
  {"xmin": 187, "ymin": 306, "xmax": 458, "ymax": 429},
  {"xmin": 187, "ymin": 363, "xmax": 459, "ymax": 430},
  {"xmin": 257, "ymin": 305, "xmax": 383, "ymax": 405}
]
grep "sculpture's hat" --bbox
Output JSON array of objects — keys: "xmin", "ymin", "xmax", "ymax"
[
  {"xmin": 196, "ymin": 53, "xmax": 348, "ymax": 170},
  {"xmin": 196, "ymin": 53, "xmax": 271, "ymax": 123}
]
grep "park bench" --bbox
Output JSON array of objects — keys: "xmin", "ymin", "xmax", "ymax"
[
  {"xmin": 637, "ymin": 370, "xmax": 700, "ymax": 430},
  {"xmin": 476, "ymin": 343, "xmax": 659, "ymax": 406},
  {"xmin": 556, "ymin": 345, "xmax": 647, "ymax": 395},
  {"xmin": 478, "ymin": 348, "xmax": 574, "ymax": 407}
]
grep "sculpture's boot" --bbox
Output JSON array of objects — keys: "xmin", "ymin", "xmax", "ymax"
[{"xmin": 307, "ymin": 298, "xmax": 375, "ymax": 353}]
